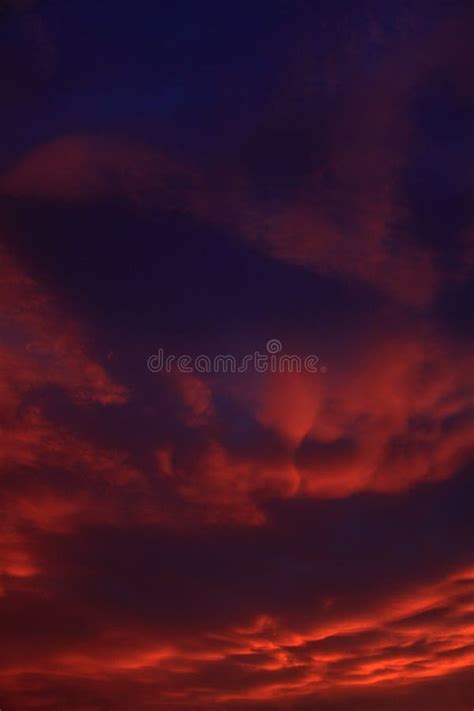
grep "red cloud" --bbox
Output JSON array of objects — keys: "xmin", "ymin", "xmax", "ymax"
[
  {"xmin": 0, "ymin": 135, "xmax": 194, "ymax": 208},
  {"xmin": 0, "ymin": 5, "xmax": 472, "ymax": 711},
  {"xmin": 1, "ymin": 562, "xmax": 473, "ymax": 708},
  {"xmin": 154, "ymin": 327, "xmax": 473, "ymax": 523},
  {"xmin": 0, "ymin": 126, "xmax": 439, "ymax": 305},
  {"xmin": 0, "ymin": 249, "xmax": 150, "ymax": 573},
  {"xmin": 3, "ymin": 14, "xmax": 473, "ymax": 312},
  {"xmin": 0, "ymin": 247, "xmax": 127, "ymax": 407}
]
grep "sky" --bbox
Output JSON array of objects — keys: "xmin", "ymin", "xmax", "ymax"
[{"xmin": 0, "ymin": 1, "xmax": 473, "ymax": 709}]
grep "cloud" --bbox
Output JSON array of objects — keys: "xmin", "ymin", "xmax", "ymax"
[
  {"xmin": 3, "ymin": 12, "xmax": 472, "ymax": 312},
  {"xmin": 1, "ymin": 527, "xmax": 473, "ymax": 709},
  {"xmin": 154, "ymin": 325, "xmax": 473, "ymax": 523},
  {"xmin": 0, "ymin": 246, "xmax": 127, "ymax": 407},
  {"xmin": 0, "ymin": 248, "xmax": 153, "ymax": 582},
  {"xmin": 1, "ymin": 135, "xmax": 194, "ymax": 208},
  {"xmin": 0, "ymin": 4, "xmax": 472, "ymax": 710},
  {"xmin": 3, "ymin": 10, "xmax": 472, "ymax": 310}
]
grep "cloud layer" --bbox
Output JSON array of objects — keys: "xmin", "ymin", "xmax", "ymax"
[{"xmin": 0, "ymin": 1, "xmax": 473, "ymax": 709}]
